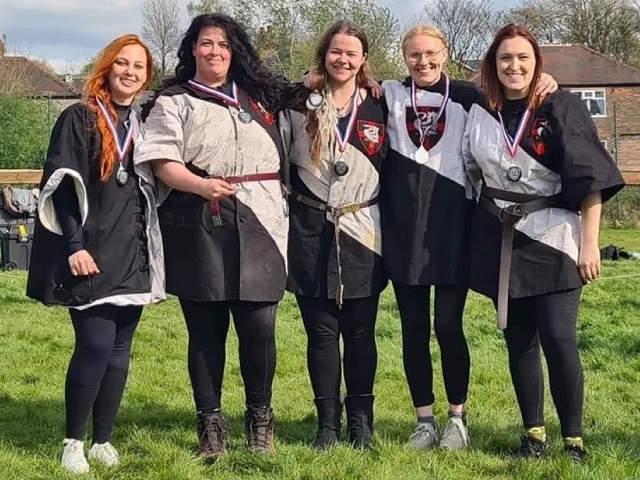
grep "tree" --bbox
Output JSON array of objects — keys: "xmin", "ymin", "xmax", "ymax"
[
  {"xmin": 186, "ymin": 0, "xmax": 229, "ymax": 17},
  {"xmin": 141, "ymin": 0, "xmax": 183, "ymax": 75},
  {"xmin": 508, "ymin": 0, "xmax": 640, "ymax": 64},
  {"xmin": 424, "ymin": 0, "xmax": 505, "ymax": 68}
]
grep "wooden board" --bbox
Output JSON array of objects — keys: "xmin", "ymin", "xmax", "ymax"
[{"xmin": 0, "ymin": 170, "xmax": 43, "ymax": 185}]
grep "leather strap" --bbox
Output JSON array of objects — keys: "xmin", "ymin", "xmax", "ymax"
[
  {"xmin": 291, "ymin": 191, "xmax": 379, "ymax": 307},
  {"xmin": 480, "ymin": 187, "xmax": 566, "ymax": 329}
]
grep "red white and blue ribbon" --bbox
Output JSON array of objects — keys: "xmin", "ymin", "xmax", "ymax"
[
  {"xmin": 498, "ymin": 109, "xmax": 531, "ymax": 158},
  {"xmin": 187, "ymin": 79, "xmax": 240, "ymax": 108},
  {"xmin": 411, "ymin": 75, "xmax": 450, "ymax": 145},
  {"xmin": 96, "ymin": 98, "xmax": 135, "ymax": 162},
  {"xmin": 334, "ymin": 89, "xmax": 360, "ymax": 155}
]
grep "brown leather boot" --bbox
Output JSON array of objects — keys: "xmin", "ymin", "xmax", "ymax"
[
  {"xmin": 197, "ymin": 412, "xmax": 228, "ymax": 462},
  {"xmin": 244, "ymin": 406, "xmax": 275, "ymax": 454}
]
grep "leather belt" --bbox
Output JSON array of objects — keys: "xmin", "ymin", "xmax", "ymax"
[
  {"xmin": 208, "ymin": 172, "xmax": 280, "ymax": 225},
  {"xmin": 292, "ymin": 191, "xmax": 379, "ymax": 307},
  {"xmin": 480, "ymin": 186, "xmax": 566, "ymax": 330}
]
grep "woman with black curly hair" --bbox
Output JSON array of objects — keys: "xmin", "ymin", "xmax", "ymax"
[{"xmin": 135, "ymin": 13, "xmax": 300, "ymax": 460}]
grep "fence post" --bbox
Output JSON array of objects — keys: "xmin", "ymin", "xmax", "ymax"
[{"xmin": 613, "ymin": 102, "xmax": 620, "ymax": 220}]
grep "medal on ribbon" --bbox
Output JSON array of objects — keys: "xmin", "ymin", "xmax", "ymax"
[
  {"xmin": 96, "ymin": 99, "xmax": 136, "ymax": 186},
  {"xmin": 411, "ymin": 76, "xmax": 449, "ymax": 163},
  {"xmin": 498, "ymin": 109, "xmax": 531, "ymax": 182},
  {"xmin": 333, "ymin": 90, "xmax": 359, "ymax": 177},
  {"xmin": 187, "ymin": 79, "xmax": 252, "ymax": 123}
]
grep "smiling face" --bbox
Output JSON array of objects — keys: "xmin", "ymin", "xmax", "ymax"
[
  {"xmin": 496, "ymin": 35, "xmax": 536, "ymax": 100},
  {"xmin": 192, "ymin": 26, "xmax": 232, "ymax": 86},
  {"xmin": 107, "ymin": 44, "xmax": 148, "ymax": 105},
  {"xmin": 324, "ymin": 33, "xmax": 366, "ymax": 87},
  {"xmin": 403, "ymin": 34, "xmax": 447, "ymax": 87}
]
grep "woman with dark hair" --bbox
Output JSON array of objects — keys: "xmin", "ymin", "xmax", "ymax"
[
  {"xmin": 463, "ymin": 23, "xmax": 624, "ymax": 462},
  {"xmin": 281, "ymin": 20, "xmax": 387, "ymax": 450},
  {"xmin": 135, "ymin": 13, "xmax": 299, "ymax": 459},
  {"xmin": 27, "ymin": 34, "xmax": 164, "ymax": 474}
]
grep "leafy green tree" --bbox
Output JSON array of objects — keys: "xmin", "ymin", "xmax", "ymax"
[{"xmin": 0, "ymin": 96, "xmax": 55, "ymax": 169}]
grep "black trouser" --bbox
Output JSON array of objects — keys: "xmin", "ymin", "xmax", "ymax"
[
  {"xmin": 393, "ymin": 283, "xmax": 470, "ymax": 408},
  {"xmin": 179, "ymin": 299, "xmax": 277, "ymax": 412},
  {"xmin": 503, "ymin": 288, "xmax": 583, "ymax": 438},
  {"xmin": 66, "ymin": 304, "xmax": 142, "ymax": 444},
  {"xmin": 296, "ymin": 295, "xmax": 379, "ymax": 398}
]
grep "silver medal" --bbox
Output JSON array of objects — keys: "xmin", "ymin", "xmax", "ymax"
[
  {"xmin": 306, "ymin": 91, "xmax": 324, "ymax": 110},
  {"xmin": 238, "ymin": 111, "xmax": 253, "ymax": 124},
  {"xmin": 333, "ymin": 159, "xmax": 349, "ymax": 176},
  {"xmin": 115, "ymin": 164, "xmax": 129, "ymax": 186},
  {"xmin": 506, "ymin": 166, "xmax": 522, "ymax": 182},
  {"xmin": 415, "ymin": 145, "xmax": 429, "ymax": 165}
]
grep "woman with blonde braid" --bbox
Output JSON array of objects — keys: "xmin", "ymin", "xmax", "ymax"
[{"xmin": 281, "ymin": 20, "xmax": 388, "ymax": 450}]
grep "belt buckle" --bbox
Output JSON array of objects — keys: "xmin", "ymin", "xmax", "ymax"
[
  {"xmin": 340, "ymin": 204, "xmax": 360, "ymax": 215},
  {"xmin": 498, "ymin": 203, "xmax": 524, "ymax": 224}
]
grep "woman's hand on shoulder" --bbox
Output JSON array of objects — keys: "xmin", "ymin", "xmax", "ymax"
[
  {"xmin": 367, "ymin": 79, "xmax": 383, "ymax": 99},
  {"xmin": 195, "ymin": 177, "xmax": 236, "ymax": 201},
  {"xmin": 303, "ymin": 66, "xmax": 324, "ymax": 90},
  {"xmin": 535, "ymin": 73, "xmax": 558, "ymax": 98},
  {"xmin": 68, "ymin": 250, "xmax": 100, "ymax": 276}
]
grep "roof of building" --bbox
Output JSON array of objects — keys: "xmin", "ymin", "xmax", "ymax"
[{"xmin": 468, "ymin": 44, "xmax": 640, "ymax": 87}]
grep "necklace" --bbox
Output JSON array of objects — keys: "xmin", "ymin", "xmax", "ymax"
[{"xmin": 335, "ymin": 89, "xmax": 358, "ymax": 117}]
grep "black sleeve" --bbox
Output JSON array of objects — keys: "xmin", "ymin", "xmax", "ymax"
[
  {"xmin": 279, "ymin": 82, "xmax": 310, "ymax": 112},
  {"xmin": 52, "ymin": 176, "xmax": 84, "ymax": 255},
  {"xmin": 549, "ymin": 91, "xmax": 625, "ymax": 211}
]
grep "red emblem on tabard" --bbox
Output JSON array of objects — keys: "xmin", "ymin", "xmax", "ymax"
[
  {"xmin": 531, "ymin": 118, "xmax": 549, "ymax": 156},
  {"xmin": 250, "ymin": 99, "xmax": 275, "ymax": 126},
  {"xmin": 357, "ymin": 120, "xmax": 385, "ymax": 155}
]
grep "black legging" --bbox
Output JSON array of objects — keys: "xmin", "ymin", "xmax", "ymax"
[
  {"xmin": 296, "ymin": 295, "xmax": 379, "ymax": 398},
  {"xmin": 393, "ymin": 283, "xmax": 470, "ymax": 408},
  {"xmin": 179, "ymin": 299, "xmax": 277, "ymax": 412},
  {"xmin": 503, "ymin": 288, "xmax": 583, "ymax": 438},
  {"xmin": 66, "ymin": 304, "xmax": 142, "ymax": 444}
]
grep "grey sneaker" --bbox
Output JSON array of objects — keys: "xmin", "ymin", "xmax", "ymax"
[
  {"xmin": 407, "ymin": 422, "xmax": 438, "ymax": 450},
  {"xmin": 439, "ymin": 416, "xmax": 469, "ymax": 451}
]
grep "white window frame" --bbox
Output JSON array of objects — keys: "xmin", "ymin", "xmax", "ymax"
[{"xmin": 571, "ymin": 89, "xmax": 606, "ymax": 118}]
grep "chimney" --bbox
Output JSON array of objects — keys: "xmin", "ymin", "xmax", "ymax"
[{"xmin": 65, "ymin": 73, "xmax": 73, "ymax": 83}]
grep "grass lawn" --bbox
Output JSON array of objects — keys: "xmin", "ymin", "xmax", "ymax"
[{"xmin": 0, "ymin": 229, "xmax": 639, "ymax": 479}]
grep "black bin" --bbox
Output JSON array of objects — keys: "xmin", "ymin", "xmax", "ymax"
[{"xmin": 0, "ymin": 198, "xmax": 35, "ymax": 271}]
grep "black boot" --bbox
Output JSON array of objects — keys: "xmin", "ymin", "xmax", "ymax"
[
  {"xmin": 312, "ymin": 397, "xmax": 342, "ymax": 450},
  {"xmin": 196, "ymin": 411, "xmax": 228, "ymax": 462},
  {"xmin": 244, "ymin": 406, "xmax": 275, "ymax": 454},
  {"xmin": 345, "ymin": 394, "xmax": 374, "ymax": 449}
]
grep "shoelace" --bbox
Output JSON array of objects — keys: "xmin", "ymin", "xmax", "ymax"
[
  {"xmin": 441, "ymin": 419, "xmax": 465, "ymax": 442},
  {"xmin": 409, "ymin": 423, "xmax": 435, "ymax": 441},
  {"xmin": 201, "ymin": 417, "xmax": 226, "ymax": 450},
  {"xmin": 249, "ymin": 414, "xmax": 273, "ymax": 448}
]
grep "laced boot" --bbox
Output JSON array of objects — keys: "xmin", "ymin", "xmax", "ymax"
[
  {"xmin": 197, "ymin": 411, "xmax": 228, "ymax": 462},
  {"xmin": 312, "ymin": 397, "xmax": 342, "ymax": 450},
  {"xmin": 244, "ymin": 406, "xmax": 275, "ymax": 454},
  {"xmin": 345, "ymin": 394, "xmax": 374, "ymax": 449}
]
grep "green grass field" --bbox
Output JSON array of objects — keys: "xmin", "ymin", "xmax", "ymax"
[{"xmin": 1, "ymin": 229, "xmax": 639, "ymax": 479}]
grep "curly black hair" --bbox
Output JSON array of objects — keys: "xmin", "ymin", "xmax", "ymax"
[{"xmin": 165, "ymin": 13, "xmax": 290, "ymax": 112}]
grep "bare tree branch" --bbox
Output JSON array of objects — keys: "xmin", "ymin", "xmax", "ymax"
[{"xmin": 141, "ymin": 0, "xmax": 183, "ymax": 75}]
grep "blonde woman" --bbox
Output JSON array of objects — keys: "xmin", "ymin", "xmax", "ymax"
[{"xmin": 379, "ymin": 25, "xmax": 557, "ymax": 451}]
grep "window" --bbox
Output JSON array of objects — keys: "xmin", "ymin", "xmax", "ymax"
[{"xmin": 571, "ymin": 90, "xmax": 606, "ymax": 117}]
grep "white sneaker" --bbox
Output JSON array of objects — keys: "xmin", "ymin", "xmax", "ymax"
[
  {"xmin": 88, "ymin": 442, "xmax": 120, "ymax": 467},
  {"xmin": 61, "ymin": 439, "xmax": 89, "ymax": 474},
  {"xmin": 439, "ymin": 415, "xmax": 470, "ymax": 450},
  {"xmin": 407, "ymin": 422, "xmax": 439, "ymax": 450}
]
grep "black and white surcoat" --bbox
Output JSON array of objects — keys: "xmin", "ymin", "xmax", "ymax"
[
  {"xmin": 27, "ymin": 102, "xmax": 165, "ymax": 308},
  {"xmin": 281, "ymin": 94, "xmax": 389, "ymax": 300},
  {"xmin": 135, "ymin": 82, "xmax": 288, "ymax": 302},
  {"xmin": 463, "ymin": 90, "xmax": 625, "ymax": 300},
  {"xmin": 380, "ymin": 76, "xmax": 479, "ymax": 287}
]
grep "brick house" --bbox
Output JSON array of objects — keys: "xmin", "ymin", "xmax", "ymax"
[
  {"xmin": 0, "ymin": 36, "xmax": 81, "ymax": 110},
  {"xmin": 468, "ymin": 44, "xmax": 640, "ymax": 185}
]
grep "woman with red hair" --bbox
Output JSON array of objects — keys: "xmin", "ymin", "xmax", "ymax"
[{"xmin": 27, "ymin": 34, "xmax": 165, "ymax": 474}]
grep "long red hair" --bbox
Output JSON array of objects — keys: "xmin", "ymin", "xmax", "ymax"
[{"xmin": 83, "ymin": 34, "xmax": 154, "ymax": 182}]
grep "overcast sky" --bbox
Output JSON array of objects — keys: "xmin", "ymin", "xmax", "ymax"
[{"xmin": 0, "ymin": 0, "xmax": 517, "ymax": 74}]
